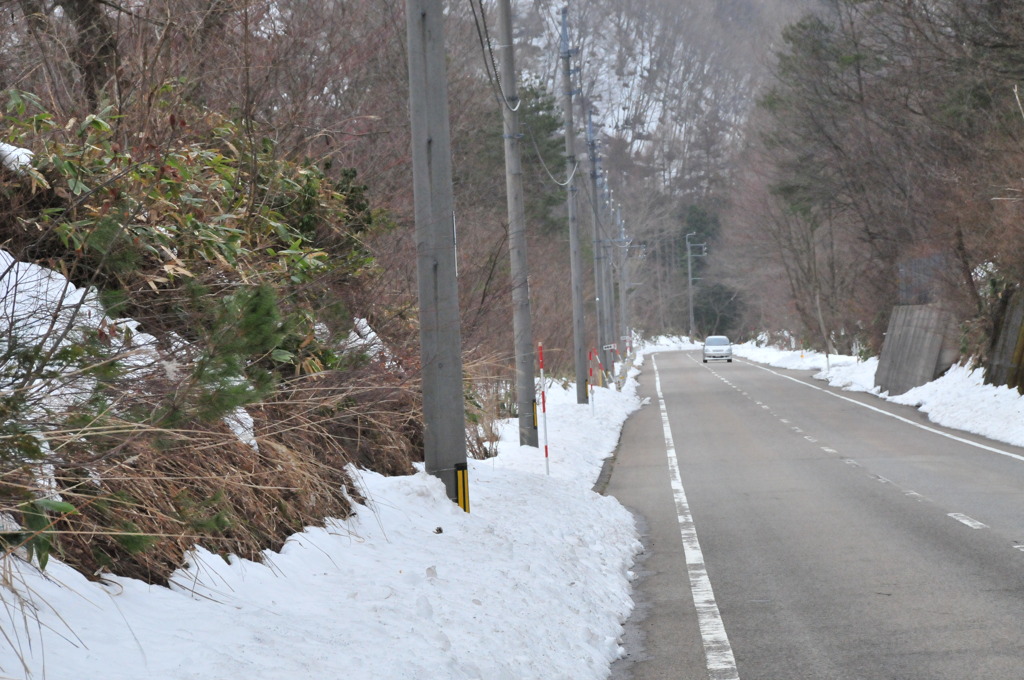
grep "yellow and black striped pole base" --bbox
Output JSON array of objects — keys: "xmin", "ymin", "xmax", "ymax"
[{"xmin": 455, "ymin": 462, "xmax": 470, "ymax": 513}]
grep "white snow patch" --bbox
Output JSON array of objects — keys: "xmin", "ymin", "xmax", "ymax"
[{"xmin": 0, "ymin": 142, "xmax": 33, "ymax": 172}]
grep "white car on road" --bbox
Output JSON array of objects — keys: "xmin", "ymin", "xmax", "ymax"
[{"xmin": 702, "ymin": 335, "xmax": 733, "ymax": 363}]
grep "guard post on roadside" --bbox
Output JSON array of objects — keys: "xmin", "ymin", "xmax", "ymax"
[{"xmin": 454, "ymin": 462, "xmax": 469, "ymax": 513}]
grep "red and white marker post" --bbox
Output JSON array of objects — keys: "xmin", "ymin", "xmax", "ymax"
[{"xmin": 538, "ymin": 342, "xmax": 550, "ymax": 475}]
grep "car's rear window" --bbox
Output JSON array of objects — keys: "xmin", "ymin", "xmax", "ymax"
[{"xmin": 705, "ymin": 337, "xmax": 730, "ymax": 346}]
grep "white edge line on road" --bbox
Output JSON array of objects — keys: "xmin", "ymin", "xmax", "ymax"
[
  {"xmin": 653, "ymin": 355, "xmax": 740, "ymax": 680},
  {"xmin": 744, "ymin": 360, "xmax": 1024, "ymax": 465}
]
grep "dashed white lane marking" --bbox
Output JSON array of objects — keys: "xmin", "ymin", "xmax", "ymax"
[
  {"xmin": 698, "ymin": 356, "xmax": 1008, "ymax": 549},
  {"xmin": 702, "ymin": 360, "xmax": 1015, "ymax": 550},
  {"xmin": 948, "ymin": 513, "xmax": 989, "ymax": 529},
  {"xmin": 705, "ymin": 363, "xmax": 944, "ymax": 506},
  {"xmin": 653, "ymin": 355, "xmax": 740, "ymax": 680},
  {"xmin": 744, "ymin": 360, "xmax": 1024, "ymax": 465},
  {"xmin": 865, "ymin": 470, "xmax": 928, "ymax": 501}
]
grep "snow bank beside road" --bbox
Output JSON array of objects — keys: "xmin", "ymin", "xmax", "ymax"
[
  {"xmin": 888, "ymin": 363, "xmax": 1024, "ymax": 448},
  {"xmin": 0, "ymin": 378, "xmax": 644, "ymax": 680},
  {"xmin": 4, "ymin": 328, "xmax": 1024, "ymax": 679},
  {"xmin": 735, "ymin": 340, "xmax": 1024, "ymax": 449}
]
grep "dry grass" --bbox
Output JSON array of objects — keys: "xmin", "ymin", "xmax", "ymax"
[
  {"xmin": 463, "ymin": 354, "xmax": 513, "ymax": 460},
  {"xmin": 0, "ymin": 359, "xmax": 426, "ymax": 586}
]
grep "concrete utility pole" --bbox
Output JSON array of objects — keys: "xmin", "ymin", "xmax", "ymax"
[
  {"xmin": 496, "ymin": 0, "xmax": 538, "ymax": 447},
  {"xmin": 616, "ymin": 205, "xmax": 631, "ymax": 354},
  {"xmin": 686, "ymin": 231, "xmax": 705, "ymax": 340},
  {"xmin": 405, "ymin": 0, "xmax": 468, "ymax": 503},
  {"xmin": 586, "ymin": 110, "xmax": 612, "ymax": 373},
  {"xmin": 601, "ymin": 178, "xmax": 617, "ymax": 368},
  {"xmin": 560, "ymin": 7, "xmax": 587, "ymax": 404}
]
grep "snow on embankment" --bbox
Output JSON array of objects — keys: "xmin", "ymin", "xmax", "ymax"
[
  {"xmin": 0, "ymin": 248, "xmax": 257, "ymax": 451},
  {"xmin": 0, "ymin": 247, "xmax": 646, "ymax": 680}
]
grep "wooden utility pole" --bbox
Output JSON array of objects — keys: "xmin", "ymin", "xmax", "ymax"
[
  {"xmin": 496, "ymin": 0, "xmax": 537, "ymax": 447},
  {"xmin": 406, "ymin": 0, "xmax": 467, "ymax": 502},
  {"xmin": 561, "ymin": 7, "xmax": 587, "ymax": 404}
]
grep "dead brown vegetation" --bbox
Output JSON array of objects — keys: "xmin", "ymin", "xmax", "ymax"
[{"xmin": 0, "ymin": 354, "xmax": 432, "ymax": 584}]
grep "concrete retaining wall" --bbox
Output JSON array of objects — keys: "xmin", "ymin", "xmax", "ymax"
[
  {"xmin": 875, "ymin": 305, "xmax": 959, "ymax": 396},
  {"xmin": 987, "ymin": 291, "xmax": 1024, "ymax": 394}
]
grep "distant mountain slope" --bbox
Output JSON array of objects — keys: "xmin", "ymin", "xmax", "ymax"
[{"xmin": 514, "ymin": 0, "xmax": 814, "ymax": 184}]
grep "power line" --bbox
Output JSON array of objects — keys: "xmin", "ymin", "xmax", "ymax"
[
  {"xmin": 522, "ymin": 119, "xmax": 579, "ymax": 188},
  {"xmin": 467, "ymin": 0, "xmax": 522, "ymax": 113}
]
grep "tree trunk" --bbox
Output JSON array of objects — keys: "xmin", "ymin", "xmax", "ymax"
[
  {"xmin": 60, "ymin": 0, "xmax": 118, "ymax": 110},
  {"xmin": 952, "ymin": 222, "xmax": 983, "ymax": 315}
]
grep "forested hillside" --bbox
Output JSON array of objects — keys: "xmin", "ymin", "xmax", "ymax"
[{"xmin": 721, "ymin": 0, "xmax": 1024, "ymax": 363}]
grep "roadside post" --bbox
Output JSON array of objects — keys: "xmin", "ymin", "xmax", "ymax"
[
  {"xmin": 538, "ymin": 342, "xmax": 550, "ymax": 475},
  {"xmin": 455, "ymin": 462, "xmax": 469, "ymax": 513}
]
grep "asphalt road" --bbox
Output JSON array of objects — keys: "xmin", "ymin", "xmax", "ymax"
[{"xmin": 605, "ymin": 351, "xmax": 1024, "ymax": 680}]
